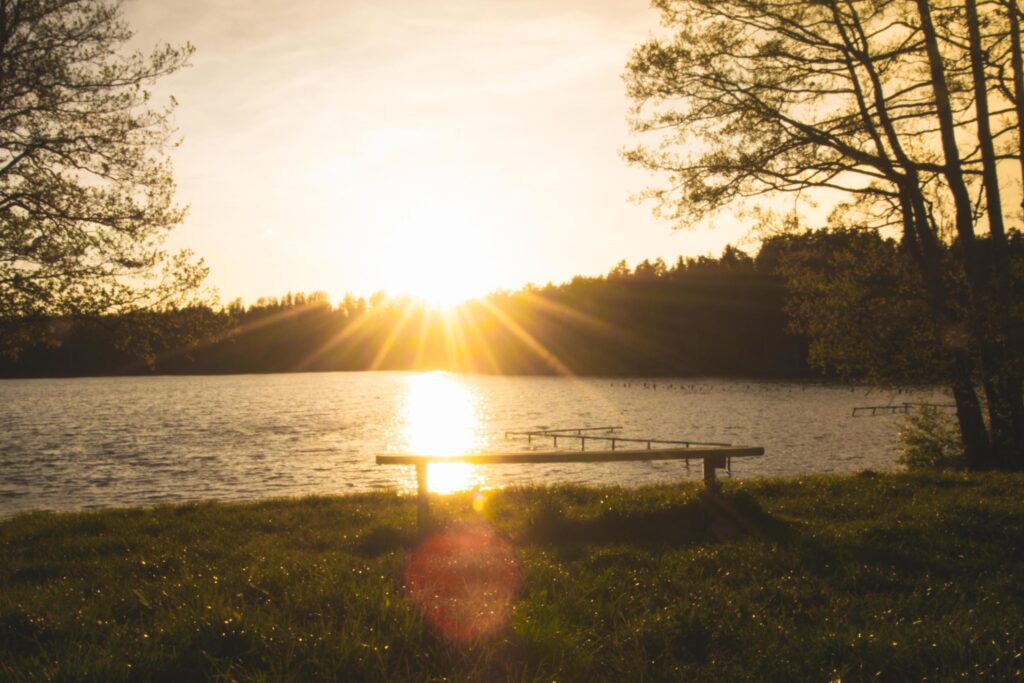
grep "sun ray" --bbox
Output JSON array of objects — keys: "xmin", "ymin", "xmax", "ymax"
[
  {"xmin": 471, "ymin": 298, "xmax": 633, "ymax": 422},
  {"xmin": 411, "ymin": 304, "xmax": 434, "ymax": 370},
  {"xmin": 440, "ymin": 305, "xmax": 476, "ymax": 373},
  {"xmin": 116, "ymin": 302, "xmax": 323, "ymax": 375},
  {"xmin": 292, "ymin": 303, "xmax": 378, "ymax": 372},
  {"xmin": 452, "ymin": 304, "xmax": 503, "ymax": 374},
  {"xmin": 439, "ymin": 309, "xmax": 457, "ymax": 371},
  {"xmin": 518, "ymin": 290, "xmax": 656, "ymax": 352},
  {"xmin": 368, "ymin": 299, "xmax": 419, "ymax": 371},
  {"xmin": 476, "ymin": 297, "xmax": 575, "ymax": 376}
]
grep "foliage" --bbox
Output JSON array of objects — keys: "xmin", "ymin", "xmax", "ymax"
[
  {"xmin": 623, "ymin": 0, "xmax": 1020, "ymax": 233},
  {"xmin": 768, "ymin": 228, "xmax": 953, "ymax": 384},
  {"xmin": 6, "ymin": 231, "xmax": 1003, "ymax": 384},
  {"xmin": 2, "ymin": 472, "xmax": 1024, "ymax": 679},
  {"xmin": 623, "ymin": 0, "xmax": 1024, "ymax": 468},
  {"xmin": 899, "ymin": 406, "xmax": 966, "ymax": 470},
  {"xmin": 0, "ymin": 0, "xmax": 205, "ymax": 357},
  {"xmin": 0, "ymin": 247, "xmax": 812, "ymax": 377}
]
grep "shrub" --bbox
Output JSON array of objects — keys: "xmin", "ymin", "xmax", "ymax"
[{"xmin": 898, "ymin": 405, "xmax": 964, "ymax": 470}]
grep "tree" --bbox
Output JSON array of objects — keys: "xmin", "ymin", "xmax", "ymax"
[
  {"xmin": 767, "ymin": 229, "xmax": 950, "ymax": 383},
  {"xmin": 0, "ymin": 0, "xmax": 204, "ymax": 356},
  {"xmin": 624, "ymin": 0, "xmax": 1024, "ymax": 469}
]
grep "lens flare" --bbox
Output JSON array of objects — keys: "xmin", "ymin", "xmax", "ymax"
[{"xmin": 404, "ymin": 525, "xmax": 520, "ymax": 642}]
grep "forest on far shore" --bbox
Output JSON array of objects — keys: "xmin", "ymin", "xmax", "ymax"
[{"xmin": 5, "ymin": 228, "xmax": 1001, "ymax": 381}]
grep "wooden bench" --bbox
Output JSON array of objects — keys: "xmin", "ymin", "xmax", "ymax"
[{"xmin": 377, "ymin": 445, "xmax": 764, "ymax": 532}]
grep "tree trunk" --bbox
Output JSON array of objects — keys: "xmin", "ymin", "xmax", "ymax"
[
  {"xmin": 916, "ymin": 0, "xmax": 1018, "ymax": 468},
  {"xmin": 1001, "ymin": 0, "xmax": 1024, "ymax": 464},
  {"xmin": 901, "ymin": 183, "xmax": 992, "ymax": 468},
  {"xmin": 966, "ymin": 0, "xmax": 1024, "ymax": 468}
]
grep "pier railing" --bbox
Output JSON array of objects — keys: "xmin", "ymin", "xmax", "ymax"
[{"xmin": 503, "ymin": 427, "xmax": 731, "ymax": 450}]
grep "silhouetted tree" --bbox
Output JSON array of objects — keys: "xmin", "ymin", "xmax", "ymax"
[
  {"xmin": 0, "ymin": 0, "xmax": 204, "ymax": 357},
  {"xmin": 624, "ymin": 0, "xmax": 1024, "ymax": 469},
  {"xmin": 0, "ymin": 250, "xmax": 812, "ymax": 378}
]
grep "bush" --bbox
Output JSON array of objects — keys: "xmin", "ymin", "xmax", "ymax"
[{"xmin": 898, "ymin": 405, "xmax": 964, "ymax": 470}]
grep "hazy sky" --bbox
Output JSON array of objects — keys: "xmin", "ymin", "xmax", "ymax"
[{"xmin": 124, "ymin": 0, "xmax": 750, "ymax": 304}]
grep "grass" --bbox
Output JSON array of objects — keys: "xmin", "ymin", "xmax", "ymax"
[{"xmin": 2, "ymin": 471, "xmax": 1024, "ymax": 681}]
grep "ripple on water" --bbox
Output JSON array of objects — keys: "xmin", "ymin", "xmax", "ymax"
[{"xmin": 0, "ymin": 372, "xmax": 948, "ymax": 516}]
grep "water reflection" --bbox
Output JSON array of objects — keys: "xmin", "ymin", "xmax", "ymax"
[{"xmin": 401, "ymin": 372, "xmax": 487, "ymax": 493}]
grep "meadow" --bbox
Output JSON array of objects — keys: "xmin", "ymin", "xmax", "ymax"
[{"xmin": 2, "ymin": 471, "xmax": 1023, "ymax": 681}]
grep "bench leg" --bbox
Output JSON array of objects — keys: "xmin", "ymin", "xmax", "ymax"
[
  {"xmin": 416, "ymin": 463, "xmax": 430, "ymax": 535},
  {"xmin": 703, "ymin": 456, "xmax": 725, "ymax": 492}
]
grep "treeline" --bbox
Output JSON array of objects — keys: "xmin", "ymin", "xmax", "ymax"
[{"xmin": 1, "ymin": 242, "xmax": 811, "ymax": 378}]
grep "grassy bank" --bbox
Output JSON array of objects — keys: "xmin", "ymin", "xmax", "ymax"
[{"xmin": 3, "ymin": 472, "xmax": 1024, "ymax": 681}]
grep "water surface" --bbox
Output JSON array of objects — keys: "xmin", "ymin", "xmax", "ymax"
[{"xmin": 0, "ymin": 372, "xmax": 947, "ymax": 516}]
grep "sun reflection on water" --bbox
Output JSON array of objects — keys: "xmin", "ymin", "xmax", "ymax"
[{"xmin": 400, "ymin": 372, "xmax": 487, "ymax": 494}]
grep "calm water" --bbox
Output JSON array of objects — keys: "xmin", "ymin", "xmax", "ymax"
[{"xmin": 0, "ymin": 372, "xmax": 948, "ymax": 517}]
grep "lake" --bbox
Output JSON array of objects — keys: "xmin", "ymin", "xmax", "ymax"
[{"xmin": 0, "ymin": 371, "xmax": 948, "ymax": 517}]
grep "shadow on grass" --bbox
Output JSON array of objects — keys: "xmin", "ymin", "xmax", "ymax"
[
  {"xmin": 0, "ymin": 610, "xmax": 54, "ymax": 655},
  {"xmin": 523, "ymin": 490, "xmax": 793, "ymax": 548},
  {"xmin": 354, "ymin": 524, "xmax": 415, "ymax": 556}
]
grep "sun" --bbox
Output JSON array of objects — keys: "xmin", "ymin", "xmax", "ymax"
[
  {"xmin": 383, "ymin": 230, "xmax": 493, "ymax": 309},
  {"xmin": 364, "ymin": 186, "xmax": 502, "ymax": 308},
  {"xmin": 396, "ymin": 240, "xmax": 492, "ymax": 309},
  {"xmin": 417, "ymin": 277, "xmax": 476, "ymax": 309}
]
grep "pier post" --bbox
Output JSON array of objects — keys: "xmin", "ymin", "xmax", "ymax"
[
  {"xmin": 703, "ymin": 455, "xmax": 725, "ymax": 491},
  {"xmin": 416, "ymin": 463, "xmax": 430, "ymax": 535}
]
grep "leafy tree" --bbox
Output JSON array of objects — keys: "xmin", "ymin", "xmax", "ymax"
[
  {"xmin": 0, "ymin": 0, "xmax": 204, "ymax": 356},
  {"xmin": 624, "ymin": 0, "xmax": 1024, "ymax": 469},
  {"xmin": 769, "ymin": 229, "xmax": 948, "ymax": 383}
]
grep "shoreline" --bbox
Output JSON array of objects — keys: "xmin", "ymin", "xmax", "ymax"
[{"xmin": 0, "ymin": 367, "xmax": 831, "ymax": 381}]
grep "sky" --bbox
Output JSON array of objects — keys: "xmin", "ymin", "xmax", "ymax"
[{"xmin": 123, "ymin": 0, "xmax": 752, "ymax": 305}]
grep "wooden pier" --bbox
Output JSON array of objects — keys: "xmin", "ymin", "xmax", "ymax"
[
  {"xmin": 852, "ymin": 402, "xmax": 957, "ymax": 417},
  {"xmin": 378, "ymin": 425, "xmax": 764, "ymax": 533}
]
